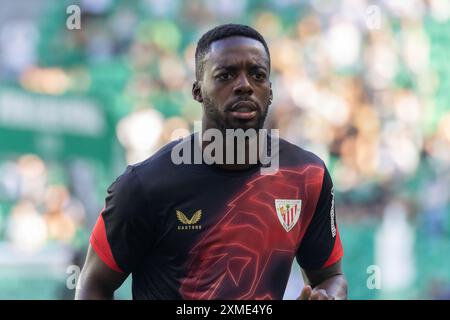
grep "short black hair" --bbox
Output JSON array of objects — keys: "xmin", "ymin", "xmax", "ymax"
[{"xmin": 195, "ymin": 23, "xmax": 271, "ymax": 80}]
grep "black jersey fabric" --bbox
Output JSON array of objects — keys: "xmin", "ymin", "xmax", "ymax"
[{"xmin": 90, "ymin": 133, "xmax": 343, "ymax": 300}]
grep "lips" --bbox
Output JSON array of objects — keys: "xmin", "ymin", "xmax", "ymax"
[{"xmin": 229, "ymin": 101, "xmax": 258, "ymax": 120}]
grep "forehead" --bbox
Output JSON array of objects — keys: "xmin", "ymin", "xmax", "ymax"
[{"xmin": 205, "ymin": 36, "xmax": 269, "ymax": 70}]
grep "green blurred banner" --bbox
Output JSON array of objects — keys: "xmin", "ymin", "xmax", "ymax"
[{"xmin": 0, "ymin": 86, "xmax": 115, "ymax": 164}]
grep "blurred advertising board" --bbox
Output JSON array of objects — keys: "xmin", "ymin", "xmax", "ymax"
[{"xmin": 0, "ymin": 86, "xmax": 116, "ymax": 166}]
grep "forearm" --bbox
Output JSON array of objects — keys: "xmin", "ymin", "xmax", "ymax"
[{"xmin": 313, "ymin": 274, "xmax": 348, "ymax": 300}]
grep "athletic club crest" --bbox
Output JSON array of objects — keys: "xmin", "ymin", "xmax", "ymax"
[{"xmin": 275, "ymin": 199, "xmax": 302, "ymax": 232}]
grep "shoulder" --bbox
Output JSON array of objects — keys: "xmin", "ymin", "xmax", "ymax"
[
  {"xmin": 131, "ymin": 138, "xmax": 181, "ymax": 175},
  {"xmin": 278, "ymin": 137, "xmax": 326, "ymax": 169},
  {"xmin": 114, "ymin": 136, "xmax": 190, "ymax": 197}
]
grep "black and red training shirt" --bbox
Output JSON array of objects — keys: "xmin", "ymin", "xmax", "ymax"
[{"xmin": 90, "ymin": 133, "xmax": 343, "ymax": 299}]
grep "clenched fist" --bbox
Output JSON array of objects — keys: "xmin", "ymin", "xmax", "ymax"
[{"xmin": 297, "ymin": 285, "xmax": 335, "ymax": 300}]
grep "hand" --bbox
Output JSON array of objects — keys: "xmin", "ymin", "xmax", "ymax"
[{"xmin": 297, "ymin": 285, "xmax": 335, "ymax": 300}]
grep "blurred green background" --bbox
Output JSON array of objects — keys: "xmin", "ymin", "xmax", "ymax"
[{"xmin": 0, "ymin": 0, "xmax": 450, "ymax": 300}]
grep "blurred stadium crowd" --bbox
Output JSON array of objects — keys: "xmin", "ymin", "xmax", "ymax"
[{"xmin": 0, "ymin": 0, "xmax": 449, "ymax": 299}]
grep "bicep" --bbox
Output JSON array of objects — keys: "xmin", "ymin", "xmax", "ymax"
[{"xmin": 75, "ymin": 245, "xmax": 129, "ymax": 300}]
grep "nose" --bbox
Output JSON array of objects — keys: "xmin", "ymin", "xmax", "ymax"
[{"xmin": 233, "ymin": 73, "xmax": 253, "ymax": 97}]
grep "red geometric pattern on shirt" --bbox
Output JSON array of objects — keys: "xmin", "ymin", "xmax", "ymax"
[{"xmin": 179, "ymin": 165, "xmax": 324, "ymax": 300}]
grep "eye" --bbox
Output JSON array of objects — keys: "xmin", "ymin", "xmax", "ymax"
[
  {"xmin": 252, "ymin": 72, "xmax": 267, "ymax": 81},
  {"xmin": 216, "ymin": 73, "xmax": 233, "ymax": 81}
]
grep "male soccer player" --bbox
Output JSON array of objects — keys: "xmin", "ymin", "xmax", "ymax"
[{"xmin": 75, "ymin": 24, "xmax": 347, "ymax": 300}]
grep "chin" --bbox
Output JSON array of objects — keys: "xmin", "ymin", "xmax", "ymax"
[
  {"xmin": 228, "ymin": 123, "xmax": 258, "ymax": 131},
  {"xmin": 226, "ymin": 118, "xmax": 265, "ymax": 131}
]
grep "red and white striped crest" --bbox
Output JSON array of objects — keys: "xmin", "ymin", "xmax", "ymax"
[{"xmin": 275, "ymin": 199, "xmax": 302, "ymax": 232}]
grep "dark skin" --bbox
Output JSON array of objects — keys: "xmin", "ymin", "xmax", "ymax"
[
  {"xmin": 193, "ymin": 36, "xmax": 272, "ymax": 132},
  {"xmin": 298, "ymin": 260, "xmax": 348, "ymax": 300},
  {"xmin": 193, "ymin": 36, "xmax": 272, "ymax": 170},
  {"xmin": 75, "ymin": 245, "xmax": 128, "ymax": 299},
  {"xmin": 75, "ymin": 36, "xmax": 347, "ymax": 300}
]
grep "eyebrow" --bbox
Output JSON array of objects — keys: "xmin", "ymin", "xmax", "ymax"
[{"xmin": 212, "ymin": 63, "xmax": 268, "ymax": 73}]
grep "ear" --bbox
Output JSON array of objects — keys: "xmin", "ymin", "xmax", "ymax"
[{"xmin": 192, "ymin": 81, "xmax": 203, "ymax": 103}]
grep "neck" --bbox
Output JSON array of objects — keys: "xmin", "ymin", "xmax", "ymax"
[{"xmin": 200, "ymin": 118, "xmax": 262, "ymax": 171}]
